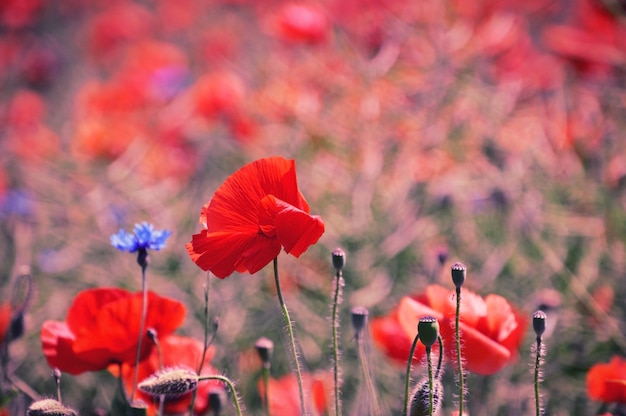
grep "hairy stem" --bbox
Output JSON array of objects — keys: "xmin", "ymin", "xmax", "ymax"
[
  {"xmin": 331, "ymin": 269, "xmax": 343, "ymax": 416},
  {"xmin": 198, "ymin": 375, "xmax": 243, "ymax": 416},
  {"xmin": 356, "ymin": 332, "xmax": 380, "ymax": 416},
  {"xmin": 455, "ymin": 287, "xmax": 464, "ymax": 416},
  {"xmin": 535, "ymin": 336, "xmax": 542, "ymax": 416},
  {"xmin": 403, "ymin": 333, "xmax": 420, "ymax": 416},
  {"xmin": 273, "ymin": 257, "xmax": 307, "ymax": 416}
]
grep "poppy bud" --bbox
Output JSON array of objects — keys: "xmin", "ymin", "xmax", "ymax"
[
  {"xmin": 27, "ymin": 399, "xmax": 77, "ymax": 416},
  {"xmin": 409, "ymin": 377, "xmax": 443, "ymax": 416},
  {"xmin": 533, "ymin": 310, "xmax": 547, "ymax": 338},
  {"xmin": 255, "ymin": 337, "xmax": 274, "ymax": 368},
  {"xmin": 351, "ymin": 306, "xmax": 369, "ymax": 335},
  {"xmin": 147, "ymin": 328, "xmax": 158, "ymax": 343},
  {"xmin": 451, "ymin": 262, "xmax": 466, "ymax": 288},
  {"xmin": 332, "ymin": 248, "xmax": 346, "ymax": 272},
  {"xmin": 418, "ymin": 316, "xmax": 440, "ymax": 348},
  {"xmin": 138, "ymin": 366, "xmax": 199, "ymax": 398},
  {"xmin": 436, "ymin": 249, "xmax": 448, "ymax": 267}
]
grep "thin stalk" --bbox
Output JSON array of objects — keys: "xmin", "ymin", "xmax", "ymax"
[
  {"xmin": 534, "ymin": 336, "xmax": 542, "ymax": 416},
  {"xmin": 273, "ymin": 257, "xmax": 307, "ymax": 416},
  {"xmin": 262, "ymin": 364, "xmax": 271, "ymax": 416},
  {"xmin": 435, "ymin": 334, "xmax": 443, "ymax": 379},
  {"xmin": 455, "ymin": 287, "xmax": 464, "ymax": 416},
  {"xmin": 402, "ymin": 333, "xmax": 420, "ymax": 416},
  {"xmin": 198, "ymin": 375, "xmax": 243, "ymax": 416},
  {"xmin": 331, "ymin": 268, "xmax": 343, "ymax": 416},
  {"xmin": 130, "ymin": 255, "xmax": 148, "ymax": 403},
  {"xmin": 426, "ymin": 346, "xmax": 433, "ymax": 416},
  {"xmin": 191, "ymin": 271, "xmax": 212, "ymax": 414},
  {"xmin": 356, "ymin": 332, "xmax": 380, "ymax": 416}
]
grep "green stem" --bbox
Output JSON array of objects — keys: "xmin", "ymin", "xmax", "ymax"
[
  {"xmin": 535, "ymin": 336, "xmax": 542, "ymax": 416},
  {"xmin": 191, "ymin": 271, "xmax": 212, "ymax": 414},
  {"xmin": 435, "ymin": 334, "xmax": 443, "ymax": 379},
  {"xmin": 262, "ymin": 365, "xmax": 271, "ymax": 416},
  {"xmin": 198, "ymin": 375, "xmax": 243, "ymax": 416},
  {"xmin": 455, "ymin": 287, "xmax": 464, "ymax": 416},
  {"xmin": 331, "ymin": 269, "xmax": 343, "ymax": 416},
  {"xmin": 426, "ymin": 346, "xmax": 433, "ymax": 416},
  {"xmin": 403, "ymin": 333, "xmax": 420, "ymax": 416},
  {"xmin": 130, "ymin": 262, "xmax": 148, "ymax": 403},
  {"xmin": 273, "ymin": 257, "xmax": 307, "ymax": 416},
  {"xmin": 356, "ymin": 332, "xmax": 380, "ymax": 416}
]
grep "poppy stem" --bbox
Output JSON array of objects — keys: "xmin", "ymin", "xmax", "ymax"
[
  {"xmin": 534, "ymin": 335, "xmax": 542, "ymax": 416},
  {"xmin": 455, "ymin": 286, "xmax": 464, "ymax": 416},
  {"xmin": 356, "ymin": 328, "xmax": 380, "ymax": 416},
  {"xmin": 435, "ymin": 334, "xmax": 443, "ymax": 380},
  {"xmin": 273, "ymin": 257, "xmax": 307, "ymax": 416},
  {"xmin": 426, "ymin": 345, "xmax": 434, "ymax": 416},
  {"xmin": 402, "ymin": 332, "xmax": 420, "ymax": 416},
  {"xmin": 262, "ymin": 364, "xmax": 271, "ymax": 416},
  {"xmin": 331, "ymin": 267, "xmax": 343, "ymax": 416},
  {"xmin": 191, "ymin": 271, "xmax": 213, "ymax": 415},
  {"xmin": 130, "ymin": 253, "xmax": 149, "ymax": 403},
  {"xmin": 197, "ymin": 375, "xmax": 243, "ymax": 416}
]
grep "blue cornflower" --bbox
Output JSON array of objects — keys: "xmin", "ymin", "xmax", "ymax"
[{"xmin": 110, "ymin": 222, "xmax": 172, "ymax": 253}]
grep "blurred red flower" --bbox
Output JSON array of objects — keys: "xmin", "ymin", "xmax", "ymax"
[
  {"xmin": 186, "ymin": 157, "xmax": 325, "ymax": 278},
  {"xmin": 113, "ymin": 335, "xmax": 224, "ymax": 416},
  {"xmin": 587, "ymin": 356, "xmax": 626, "ymax": 404},
  {"xmin": 0, "ymin": 303, "xmax": 11, "ymax": 344},
  {"xmin": 543, "ymin": 0, "xmax": 626, "ymax": 77},
  {"xmin": 371, "ymin": 284, "xmax": 526, "ymax": 375},
  {"xmin": 258, "ymin": 372, "xmax": 330, "ymax": 416},
  {"xmin": 267, "ymin": 3, "xmax": 329, "ymax": 44},
  {"xmin": 192, "ymin": 71, "xmax": 245, "ymax": 120},
  {"xmin": 41, "ymin": 288, "xmax": 186, "ymax": 375}
]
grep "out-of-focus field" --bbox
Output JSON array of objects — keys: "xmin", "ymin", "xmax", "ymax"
[{"xmin": 1, "ymin": 0, "xmax": 626, "ymax": 415}]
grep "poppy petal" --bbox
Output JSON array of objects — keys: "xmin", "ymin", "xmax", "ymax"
[
  {"xmin": 41, "ymin": 321, "xmax": 111, "ymax": 374},
  {"xmin": 271, "ymin": 196, "xmax": 325, "ymax": 256}
]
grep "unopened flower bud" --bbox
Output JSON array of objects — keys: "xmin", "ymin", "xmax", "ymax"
[
  {"xmin": 451, "ymin": 262, "xmax": 467, "ymax": 288},
  {"xmin": 138, "ymin": 366, "xmax": 199, "ymax": 398},
  {"xmin": 351, "ymin": 306, "xmax": 369, "ymax": 335},
  {"xmin": 332, "ymin": 248, "xmax": 346, "ymax": 272},
  {"xmin": 27, "ymin": 399, "xmax": 77, "ymax": 416},
  {"xmin": 255, "ymin": 337, "xmax": 274, "ymax": 367},
  {"xmin": 409, "ymin": 377, "xmax": 443, "ymax": 416},
  {"xmin": 418, "ymin": 316, "xmax": 440, "ymax": 348},
  {"xmin": 533, "ymin": 310, "xmax": 547, "ymax": 338}
]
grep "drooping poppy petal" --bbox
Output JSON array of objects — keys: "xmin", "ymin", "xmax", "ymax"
[
  {"xmin": 587, "ymin": 356, "xmax": 626, "ymax": 404},
  {"xmin": 187, "ymin": 157, "xmax": 324, "ymax": 279},
  {"xmin": 41, "ymin": 321, "xmax": 112, "ymax": 375}
]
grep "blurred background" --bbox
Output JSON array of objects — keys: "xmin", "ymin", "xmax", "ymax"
[{"xmin": 1, "ymin": 0, "xmax": 626, "ymax": 414}]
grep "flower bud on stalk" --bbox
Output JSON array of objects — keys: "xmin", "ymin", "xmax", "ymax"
[
  {"xmin": 138, "ymin": 366, "xmax": 199, "ymax": 398},
  {"xmin": 27, "ymin": 399, "xmax": 77, "ymax": 416}
]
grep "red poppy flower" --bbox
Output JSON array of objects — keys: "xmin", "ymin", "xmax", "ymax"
[
  {"xmin": 371, "ymin": 284, "xmax": 526, "ymax": 375},
  {"xmin": 186, "ymin": 157, "xmax": 325, "ymax": 279},
  {"xmin": 258, "ymin": 372, "xmax": 330, "ymax": 416},
  {"xmin": 587, "ymin": 356, "xmax": 626, "ymax": 404},
  {"xmin": 0, "ymin": 303, "xmax": 12, "ymax": 344},
  {"xmin": 266, "ymin": 3, "xmax": 329, "ymax": 45},
  {"xmin": 112, "ymin": 335, "xmax": 224, "ymax": 416},
  {"xmin": 41, "ymin": 288, "xmax": 186, "ymax": 375}
]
